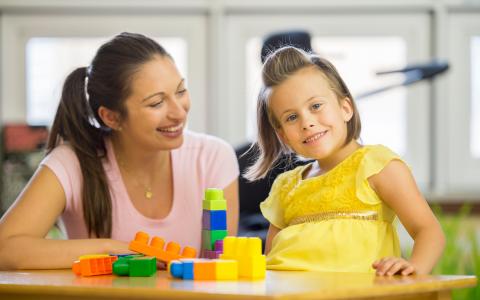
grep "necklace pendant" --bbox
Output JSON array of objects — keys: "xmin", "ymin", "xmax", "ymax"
[{"xmin": 145, "ymin": 190, "xmax": 153, "ymax": 199}]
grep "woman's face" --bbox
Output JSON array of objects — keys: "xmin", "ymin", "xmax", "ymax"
[{"xmin": 119, "ymin": 55, "xmax": 190, "ymax": 151}]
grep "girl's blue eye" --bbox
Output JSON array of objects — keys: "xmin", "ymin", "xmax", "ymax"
[
  {"xmin": 312, "ymin": 103, "xmax": 322, "ymax": 110},
  {"xmin": 286, "ymin": 114, "xmax": 297, "ymax": 122}
]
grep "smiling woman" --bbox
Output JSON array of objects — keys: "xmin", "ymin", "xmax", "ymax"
[{"xmin": 0, "ymin": 32, "xmax": 239, "ymax": 270}]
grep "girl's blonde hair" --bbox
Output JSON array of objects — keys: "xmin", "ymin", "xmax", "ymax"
[{"xmin": 244, "ymin": 46, "xmax": 361, "ymax": 181}]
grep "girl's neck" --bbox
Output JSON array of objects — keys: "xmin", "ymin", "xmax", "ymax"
[{"xmin": 315, "ymin": 140, "xmax": 361, "ymax": 175}]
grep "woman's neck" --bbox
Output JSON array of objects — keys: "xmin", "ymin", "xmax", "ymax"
[{"xmin": 110, "ymin": 134, "xmax": 170, "ymax": 178}]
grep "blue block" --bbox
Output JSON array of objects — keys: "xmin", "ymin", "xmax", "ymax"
[
  {"xmin": 202, "ymin": 210, "xmax": 227, "ymax": 230},
  {"xmin": 183, "ymin": 261, "xmax": 194, "ymax": 280},
  {"xmin": 170, "ymin": 261, "xmax": 183, "ymax": 278}
]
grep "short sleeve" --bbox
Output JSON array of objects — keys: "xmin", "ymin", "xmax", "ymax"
[
  {"xmin": 40, "ymin": 144, "xmax": 82, "ymax": 212},
  {"xmin": 203, "ymin": 136, "xmax": 240, "ymax": 189},
  {"xmin": 260, "ymin": 172, "xmax": 290, "ymax": 229},
  {"xmin": 355, "ymin": 145, "xmax": 403, "ymax": 205}
]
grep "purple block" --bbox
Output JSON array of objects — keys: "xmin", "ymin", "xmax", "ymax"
[{"xmin": 214, "ymin": 240, "xmax": 224, "ymax": 252}]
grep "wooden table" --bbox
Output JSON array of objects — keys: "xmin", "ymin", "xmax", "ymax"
[{"xmin": 0, "ymin": 269, "xmax": 476, "ymax": 300}]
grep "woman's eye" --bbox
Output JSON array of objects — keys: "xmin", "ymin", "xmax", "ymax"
[
  {"xmin": 148, "ymin": 100, "xmax": 164, "ymax": 108},
  {"xmin": 177, "ymin": 89, "xmax": 187, "ymax": 96}
]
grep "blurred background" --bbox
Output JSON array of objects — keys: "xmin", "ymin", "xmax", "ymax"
[{"xmin": 0, "ymin": 0, "xmax": 479, "ymax": 298}]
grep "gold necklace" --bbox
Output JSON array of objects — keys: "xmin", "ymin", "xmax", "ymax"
[{"xmin": 117, "ymin": 156, "xmax": 154, "ymax": 200}]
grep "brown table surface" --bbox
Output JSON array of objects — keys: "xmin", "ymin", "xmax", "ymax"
[{"xmin": 0, "ymin": 269, "xmax": 476, "ymax": 300}]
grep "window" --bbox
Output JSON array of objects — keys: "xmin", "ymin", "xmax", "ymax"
[
  {"xmin": 1, "ymin": 13, "xmax": 206, "ymax": 132},
  {"xmin": 26, "ymin": 37, "xmax": 187, "ymax": 126}
]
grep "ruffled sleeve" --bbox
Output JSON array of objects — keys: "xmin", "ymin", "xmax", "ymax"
[
  {"xmin": 355, "ymin": 145, "xmax": 402, "ymax": 205},
  {"xmin": 259, "ymin": 171, "xmax": 293, "ymax": 229}
]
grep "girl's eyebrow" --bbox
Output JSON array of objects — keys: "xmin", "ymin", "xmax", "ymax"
[{"xmin": 141, "ymin": 79, "xmax": 185, "ymax": 102}]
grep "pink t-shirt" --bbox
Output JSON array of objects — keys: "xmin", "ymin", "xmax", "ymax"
[{"xmin": 40, "ymin": 131, "xmax": 239, "ymax": 252}]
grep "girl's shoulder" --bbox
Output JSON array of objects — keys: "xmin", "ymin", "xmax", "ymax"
[{"xmin": 360, "ymin": 144, "xmax": 403, "ymax": 167}]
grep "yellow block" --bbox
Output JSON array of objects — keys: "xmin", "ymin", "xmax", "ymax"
[{"xmin": 215, "ymin": 259, "xmax": 238, "ymax": 280}]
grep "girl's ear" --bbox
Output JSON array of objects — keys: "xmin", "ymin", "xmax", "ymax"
[
  {"xmin": 98, "ymin": 106, "xmax": 122, "ymax": 130},
  {"xmin": 341, "ymin": 97, "xmax": 354, "ymax": 122}
]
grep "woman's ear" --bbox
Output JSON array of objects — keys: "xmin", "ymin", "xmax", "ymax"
[
  {"xmin": 341, "ymin": 97, "xmax": 354, "ymax": 122},
  {"xmin": 98, "ymin": 106, "xmax": 122, "ymax": 130}
]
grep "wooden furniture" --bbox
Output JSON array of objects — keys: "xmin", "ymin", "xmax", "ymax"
[{"xmin": 0, "ymin": 269, "xmax": 476, "ymax": 300}]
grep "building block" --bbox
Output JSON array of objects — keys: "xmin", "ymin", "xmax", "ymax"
[
  {"xmin": 129, "ymin": 231, "xmax": 196, "ymax": 263},
  {"xmin": 202, "ymin": 230, "xmax": 227, "ymax": 250},
  {"xmin": 220, "ymin": 236, "xmax": 266, "ymax": 279},
  {"xmin": 169, "ymin": 258, "xmax": 238, "ymax": 280},
  {"xmin": 72, "ymin": 254, "xmax": 118, "ymax": 276},
  {"xmin": 202, "ymin": 188, "xmax": 227, "ymax": 210},
  {"xmin": 113, "ymin": 255, "xmax": 157, "ymax": 277},
  {"xmin": 202, "ymin": 210, "xmax": 227, "ymax": 230}
]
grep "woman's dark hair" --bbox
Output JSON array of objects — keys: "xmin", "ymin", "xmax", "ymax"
[{"xmin": 46, "ymin": 32, "xmax": 170, "ymax": 237}]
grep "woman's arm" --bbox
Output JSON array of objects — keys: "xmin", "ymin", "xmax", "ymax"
[
  {"xmin": 223, "ymin": 178, "xmax": 239, "ymax": 236},
  {"xmin": 265, "ymin": 224, "xmax": 281, "ymax": 255},
  {"xmin": 369, "ymin": 160, "xmax": 445, "ymax": 275},
  {"xmin": 0, "ymin": 166, "xmax": 129, "ymax": 270}
]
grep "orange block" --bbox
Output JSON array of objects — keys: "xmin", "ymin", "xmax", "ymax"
[
  {"xmin": 72, "ymin": 255, "xmax": 118, "ymax": 276},
  {"xmin": 129, "ymin": 231, "xmax": 197, "ymax": 263},
  {"xmin": 193, "ymin": 260, "xmax": 216, "ymax": 280}
]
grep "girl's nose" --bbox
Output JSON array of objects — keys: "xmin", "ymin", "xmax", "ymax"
[{"xmin": 303, "ymin": 124, "xmax": 315, "ymax": 130}]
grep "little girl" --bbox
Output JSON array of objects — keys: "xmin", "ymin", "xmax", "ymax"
[{"xmin": 245, "ymin": 46, "xmax": 445, "ymax": 275}]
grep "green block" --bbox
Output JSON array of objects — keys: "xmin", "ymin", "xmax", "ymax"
[
  {"xmin": 202, "ymin": 229, "xmax": 228, "ymax": 250},
  {"xmin": 113, "ymin": 255, "xmax": 156, "ymax": 277},
  {"xmin": 203, "ymin": 199, "xmax": 227, "ymax": 210},
  {"xmin": 129, "ymin": 256, "xmax": 157, "ymax": 277}
]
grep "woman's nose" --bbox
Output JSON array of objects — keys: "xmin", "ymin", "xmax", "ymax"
[{"xmin": 167, "ymin": 100, "xmax": 187, "ymax": 120}]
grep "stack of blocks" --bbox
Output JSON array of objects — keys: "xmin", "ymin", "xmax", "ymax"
[
  {"xmin": 220, "ymin": 236, "xmax": 266, "ymax": 279},
  {"xmin": 201, "ymin": 188, "xmax": 228, "ymax": 258}
]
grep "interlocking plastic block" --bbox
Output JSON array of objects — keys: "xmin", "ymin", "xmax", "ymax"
[
  {"xmin": 113, "ymin": 255, "xmax": 156, "ymax": 277},
  {"xmin": 220, "ymin": 236, "xmax": 266, "ymax": 279},
  {"xmin": 129, "ymin": 231, "xmax": 196, "ymax": 263},
  {"xmin": 202, "ymin": 230, "xmax": 228, "ymax": 250},
  {"xmin": 202, "ymin": 210, "xmax": 227, "ymax": 230},
  {"xmin": 72, "ymin": 254, "xmax": 118, "ymax": 276},
  {"xmin": 202, "ymin": 188, "xmax": 227, "ymax": 210},
  {"xmin": 169, "ymin": 259, "xmax": 238, "ymax": 280}
]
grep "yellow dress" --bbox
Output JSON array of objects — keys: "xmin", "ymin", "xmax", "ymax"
[{"xmin": 260, "ymin": 145, "xmax": 402, "ymax": 273}]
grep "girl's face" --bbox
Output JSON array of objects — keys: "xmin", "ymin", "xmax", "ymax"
[
  {"xmin": 119, "ymin": 56, "xmax": 190, "ymax": 151},
  {"xmin": 270, "ymin": 66, "xmax": 353, "ymax": 163}
]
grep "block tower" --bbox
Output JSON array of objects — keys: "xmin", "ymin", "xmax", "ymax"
[{"xmin": 201, "ymin": 188, "xmax": 227, "ymax": 258}]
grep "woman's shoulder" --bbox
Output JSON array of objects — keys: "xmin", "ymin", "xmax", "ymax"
[{"xmin": 42, "ymin": 143, "xmax": 78, "ymax": 163}]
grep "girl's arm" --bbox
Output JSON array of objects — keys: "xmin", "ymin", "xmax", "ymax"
[
  {"xmin": 265, "ymin": 224, "xmax": 281, "ymax": 255},
  {"xmin": 0, "ymin": 166, "xmax": 129, "ymax": 270},
  {"xmin": 224, "ymin": 178, "xmax": 239, "ymax": 236},
  {"xmin": 369, "ymin": 160, "xmax": 445, "ymax": 275}
]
